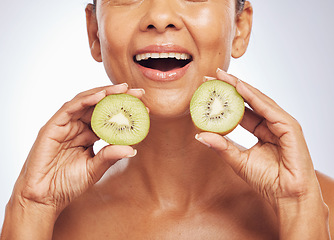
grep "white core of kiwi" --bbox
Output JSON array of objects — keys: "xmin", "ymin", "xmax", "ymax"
[
  {"xmin": 190, "ymin": 80, "xmax": 244, "ymax": 135},
  {"xmin": 210, "ymin": 97, "xmax": 225, "ymax": 116},
  {"xmin": 108, "ymin": 112, "xmax": 130, "ymax": 126}
]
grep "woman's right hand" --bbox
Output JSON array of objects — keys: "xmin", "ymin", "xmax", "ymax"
[{"xmin": 11, "ymin": 83, "xmax": 142, "ymax": 218}]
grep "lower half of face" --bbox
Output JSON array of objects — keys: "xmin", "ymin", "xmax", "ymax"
[{"xmin": 97, "ymin": 1, "xmax": 235, "ymax": 119}]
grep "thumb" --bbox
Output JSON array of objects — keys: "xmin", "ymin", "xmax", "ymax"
[
  {"xmin": 195, "ymin": 132, "xmax": 246, "ymax": 175},
  {"xmin": 88, "ymin": 145, "xmax": 136, "ymax": 184}
]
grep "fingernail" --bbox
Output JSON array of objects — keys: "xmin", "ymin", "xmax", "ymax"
[
  {"xmin": 203, "ymin": 76, "xmax": 216, "ymax": 82},
  {"xmin": 146, "ymin": 107, "xmax": 150, "ymax": 114},
  {"xmin": 216, "ymin": 68, "xmax": 223, "ymax": 73},
  {"xmin": 119, "ymin": 83, "xmax": 129, "ymax": 88},
  {"xmin": 236, "ymin": 78, "xmax": 245, "ymax": 88},
  {"xmin": 126, "ymin": 149, "xmax": 137, "ymax": 158},
  {"xmin": 132, "ymin": 88, "xmax": 146, "ymax": 94},
  {"xmin": 94, "ymin": 89, "xmax": 106, "ymax": 96},
  {"xmin": 195, "ymin": 134, "xmax": 211, "ymax": 148}
]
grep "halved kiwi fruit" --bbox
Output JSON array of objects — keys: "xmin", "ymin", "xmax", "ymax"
[
  {"xmin": 91, "ymin": 94, "xmax": 150, "ymax": 145},
  {"xmin": 190, "ymin": 80, "xmax": 244, "ymax": 135}
]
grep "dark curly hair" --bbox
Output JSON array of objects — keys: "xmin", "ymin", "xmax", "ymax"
[
  {"xmin": 92, "ymin": 0, "xmax": 245, "ymax": 14},
  {"xmin": 236, "ymin": 0, "xmax": 246, "ymax": 14}
]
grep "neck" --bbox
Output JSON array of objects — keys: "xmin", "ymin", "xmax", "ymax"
[{"xmin": 127, "ymin": 114, "xmax": 243, "ymax": 211}]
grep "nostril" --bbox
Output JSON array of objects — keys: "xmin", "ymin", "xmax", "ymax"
[
  {"xmin": 166, "ymin": 24, "xmax": 175, "ymax": 28},
  {"xmin": 147, "ymin": 23, "xmax": 175, "ymax": 30}
]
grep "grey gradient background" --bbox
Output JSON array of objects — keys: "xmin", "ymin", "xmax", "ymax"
[{"xmin": 1, "ymin": 0, "xmax": 334, "ymax": 225}]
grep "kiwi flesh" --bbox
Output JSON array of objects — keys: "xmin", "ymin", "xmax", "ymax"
[
  {"xmin": 91, "ymin": 94, "xmax": 150, "ymax": 145},
  {"xmin": 190, "ymin": 80, "xmax": 244, "ymax": 135}
]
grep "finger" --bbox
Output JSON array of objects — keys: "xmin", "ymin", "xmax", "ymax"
[
  {"xmin": 69, "ymin": 84, "xmax": 141, "ymax": 122},
  {"xmin": 237, "ymin": 81, "xmax": 300, "ymax": 139},
  {"xmin": 87, "ymin": 145, "xmax": 137, "ymax": 184},
  {"xmin": 50, "ymin": 84, "xmax": 129, "ymax": 126},
  {"xmin": 80, "ymin": 107, "xmax": 95, "ymax": 125},
  {"xmin": 240, "ymin": 107, "xmax": 277, "ymax": 144},
  {"xmin": 74, "ymin": 83, "xmax": 128, "ymax": 99},
  {"xmin": 215, "ymin": 69, "xmax": 287, "ymax": 121},
  {"xmin": 126, "ymin": 88, "xmax": 146, "ymax": 99},
  {"xmin": 216, "ymin": 69, "xmax": 296, "ymax": 132},
  {"xmin": 79, "ymin": 88, "xmax": 147, "ymax": 125},
  {"xmin": 70, "ymin": 127, "xmax": 100, "ymax": 148},
  {"xmin": 195, "ymin": 132, "xmax": 247, "ymax": 176},
  {"xmin": 215, "ymin": 69, "xmax": 277, "ymax": 107},
  {"xmin": 50, "ymin": 90, "xmax": 107, "ymax": 126},
  {"xmin": 67, "ymin": 84, "xmax": 129, "ymax": 116}
]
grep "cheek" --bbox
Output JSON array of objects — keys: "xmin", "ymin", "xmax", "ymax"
[
  {"xmin": 186, "ymin": 7, "xmax": 235, "ymax": 70},
  {"xmin": 98, "ymin": 15, "xmax": 135, "ymax": 83},
  {"xmin": 100, "ymin": 19, "xmax": 127, "ymax": 58}
]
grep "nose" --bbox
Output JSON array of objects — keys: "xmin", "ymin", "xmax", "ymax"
[{"xmin": 139, "ymin": 0, "xmax": 184, "ymax": 33}]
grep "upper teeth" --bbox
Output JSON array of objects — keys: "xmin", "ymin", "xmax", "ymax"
[{"xmin": 135, "ymin": 53, "xmax": 191, "ymax": 61}]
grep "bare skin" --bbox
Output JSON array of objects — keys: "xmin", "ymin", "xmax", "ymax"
[
  {"xmin": 1, "ymin": 0, "xmax": 334, "ymax": 239},
  {"xmin": 52, "ymin": 170, "xmax": 334, "ymax": 239}
]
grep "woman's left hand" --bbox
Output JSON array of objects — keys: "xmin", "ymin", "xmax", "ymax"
[{"xmin": 196, "ymin": 69, "xmax": 325, "ymax": 211}]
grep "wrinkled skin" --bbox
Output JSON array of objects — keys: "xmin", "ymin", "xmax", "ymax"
[{"xmin": 1, "ymin": 1, "xmax": 334, "ymax": 240}]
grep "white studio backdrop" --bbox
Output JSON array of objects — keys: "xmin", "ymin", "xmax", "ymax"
[{"xmin": 1, "ymin": 0, "xmax": 334, "ymax": 225}]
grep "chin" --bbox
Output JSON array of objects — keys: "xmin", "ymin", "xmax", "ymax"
[
  {"xmin": 142, "ymin": 94, "xmax": 191, "ymax": 121},
  {"xmin": 149, "ymin": 108, "xmax": 190, "ymax": 121}
]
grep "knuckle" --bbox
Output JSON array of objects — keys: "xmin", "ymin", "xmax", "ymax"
[
  {"xmin": 280, "ymin": 178, "xmax": 310, "ymax": 198},
  {"xmin": 38, "ymin": 124, "xmax": 47, "ymax": 135},
  {"xmin": 61, "ymin": 100, "xmax": 72, "ymax": 110},
  {"xmin": 65, "ymin": 91, "xmax": 87, "ymax": 106},
  {"xmin": 73, "ymin": 91, "xmax": 86, "ymax": 99},
  {"xmin": 288, "ymin": 116, "xmax": 303, "ymax": 132},
  {"xmin": 17, "ymin": 179, "xmax": 50, "ymax": 205},
  {"xmin": 37, "ymin": 123, "xmax": 53, "ymax": 138}
]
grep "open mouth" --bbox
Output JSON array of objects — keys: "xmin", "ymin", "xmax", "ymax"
[{"xmin": 134, "ymin": 53, "xmax": 193, "ymax": 72}]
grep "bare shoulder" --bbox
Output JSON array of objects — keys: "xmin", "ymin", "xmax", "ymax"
[
  {"xmin": 316, "ymin": 171, "xmax": 334, "ymax": 205},
  {"xmin": 316, "ymin": 171, "xmax": 334, "ymax": 234}
]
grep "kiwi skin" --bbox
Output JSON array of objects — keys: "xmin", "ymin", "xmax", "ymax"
[
  {"xmin": 190, "ymin": 80, "xmax": 245, "ymax": 136},
  {"xmin": 91, "ymin": 94, "xmax": 150, "ymax": 146}
]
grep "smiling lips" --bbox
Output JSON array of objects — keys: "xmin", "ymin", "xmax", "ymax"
[{"xmin": 134, "ymin": 45, "xmax": 193, "ymax": 82}]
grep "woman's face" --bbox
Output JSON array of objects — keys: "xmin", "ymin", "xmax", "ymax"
[{"xmin": 87, "ymin": 0, "xmax": 251, "ymax": 119}]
